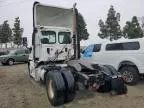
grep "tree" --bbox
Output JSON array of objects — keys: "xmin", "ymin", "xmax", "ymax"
[
  {"xmin": 0, "ymin": 20, "xmax": 12, "ymax": 48},
  {"xmin": 0, "ymin": 25, "xmax": 2, "ymax": 48},
  {"xmin": 77, "ymin": 13, "xmax": 89, "ymax": 41},
  {"xmin": 12, "ymin": 17, "xmax": 23, "ymax": 47},
  {"xmin": 123, "ymin": 16, "xmax": 143, "ymax": 39},
  {"xmin": 98, "ymin": 5, "xmax": 122, "ymax": 41}
]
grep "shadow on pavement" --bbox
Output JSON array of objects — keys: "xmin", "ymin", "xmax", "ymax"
[{"xmin": 0, "ymin": 62, "xmax": 27, "ymax": 66}]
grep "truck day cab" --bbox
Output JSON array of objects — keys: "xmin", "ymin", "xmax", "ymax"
[{"xmin": 28, "ymin": 2, "xmax": 127, "ymax": 106}]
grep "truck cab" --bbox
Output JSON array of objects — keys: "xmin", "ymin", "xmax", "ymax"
[{"xmin": 29, "ymin": 3, "xmax": 75, "ymax": 63}]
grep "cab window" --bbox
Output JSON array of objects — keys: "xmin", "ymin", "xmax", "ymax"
[
  {"xmin": 41, "ymin": 31, "xmax": 56, "ymax": 44},
  {"xmin": 58, "ymin": 32, "xmax": 71, "ymax": 44}
]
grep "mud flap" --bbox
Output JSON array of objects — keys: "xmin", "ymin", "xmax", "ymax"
[
  {"xmin": 97, "ymin": 80, "xmax": 112, "ymax": 93},
  {"xmin": 111, "ymin": 78, "xmax": 127, "ymax": 95}
]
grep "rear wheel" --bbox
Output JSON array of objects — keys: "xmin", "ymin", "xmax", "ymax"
[
  {"xmin": 46, "ymin": 71, "xmax": 65, "ymax": 106},
  {"xmin": 61, "ymin": 69, "xmax": 75, "ymax": 103},
  {"xmin": 120, "ymin": 66, "xmax": 139, "ymax": 85},
  {"xmin": 7, "ymin": 59, "xmax": 14, "ymax": 65}
]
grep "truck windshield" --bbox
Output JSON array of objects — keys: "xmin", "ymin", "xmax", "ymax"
[
  {"xmin": 41, "ymin": 31, "xmax": 56, "ymax": 44},
  {"xmin": 58, "ymin": 32, "xmax": 71, "ymax": 44}
]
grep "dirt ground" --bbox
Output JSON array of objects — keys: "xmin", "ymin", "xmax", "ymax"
[{"xmin": 0, "ymin": 64, "xmax": 144, "ymax": 108}]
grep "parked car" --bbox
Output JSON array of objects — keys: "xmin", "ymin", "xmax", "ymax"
[
  {"xmin": 0, "ymin": 48, "xmax": 30, "ymax": 65},
  {"xmin": 81, "ymin": 38, "xmax": 144, "ymax": 85}
]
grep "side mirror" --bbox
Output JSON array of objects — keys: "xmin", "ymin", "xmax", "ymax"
[
  {"xmin": 22, "ymin": 37, "xmax": 28, "ymax": 47},
  {"xmin": 29, "ymin": 47, "xmax": 32, "ymax": 51},
  {"xmin": 28, "ymin": 47, "xmax": 32, "ymax": 53}
]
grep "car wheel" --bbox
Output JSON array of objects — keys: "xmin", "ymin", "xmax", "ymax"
[
  {"xmin": 46, "ymin": 70, "xmax": 65, "ymax": 106},
  {"xmin": 61, "ymin": 68, "xmax": 75, "ymax": 103},
  {"xmin": 7, "ymin": 59, "xmax": 14, "ymax": 65},
  {"xmin": 120, "ymin": 66, "xmax": 139, "ymax": 85}
]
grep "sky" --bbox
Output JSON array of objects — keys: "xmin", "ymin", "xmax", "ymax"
[{"xmin": 0, "ymin": 0, "xmax": 144, "ymax": 46}]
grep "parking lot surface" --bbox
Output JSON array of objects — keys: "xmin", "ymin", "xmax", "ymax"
[{"xmin": 1, "ymin": 64, "xmax": 144, "ymax": 108}]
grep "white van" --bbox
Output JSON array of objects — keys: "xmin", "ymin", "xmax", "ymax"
[{"xmin": 82, "ymin": 38, "xmax": 144, "ymax": 85}]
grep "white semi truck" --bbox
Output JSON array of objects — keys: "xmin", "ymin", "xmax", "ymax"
[{"xmin": 28, "ymin": 2, "xmax": 127, "ymax": 106}]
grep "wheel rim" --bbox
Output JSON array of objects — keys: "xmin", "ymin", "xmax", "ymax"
[
  {"xmin": 9, "ymin": 60, "xmax": 13, "ymax": 65},
  {"xmin": 47, "ymin": 80, "xmax": 54, "ymax": 99},
  {"xmin": 122, "ymin": 70, "xmax": 133, "ymax": 83}
]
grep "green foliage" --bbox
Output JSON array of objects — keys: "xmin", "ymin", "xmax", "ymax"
[
  {"xmin": 0, "ymin": 20, "xmax": 12, "ymax": 44},
  {"xmin": 12, "ymin": 17, "xmax": 23, "ymax": 46},
  {"xmin": 77, "ymin": 13, "xmax": 89, "ymax": 41},
  {"xmin": 98, "ymin": 6, "xmax": 122, "ymax": 41},
  {"xmin": 98, "ymin": 20, "xmax": 109, "ymax": 39},
  {"xmin": 123, "ymin": 16, "xmax": 144, "ymax": 39}
]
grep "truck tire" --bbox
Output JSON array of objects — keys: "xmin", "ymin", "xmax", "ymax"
[
  {"xmin": 7, "ymin": 59, "xmax": 14, "ymax": 65},
  {"xmin": 97, "ymin": 66, "xmax": 112, "ymax": 93},
  {"xmin": 61, "ymin": 69, "xmax": 75, "ymax": 103},
  {"xmin": 46, "ymin": 70, "xmax": 65, "ymax": 106},
  {"xmin": 120, "ymin": 66, "xmax": 139, "ymax": 85},
  {"xmin": 111, "ymin": 78, "xmax": 127, "ymax": 95}
]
